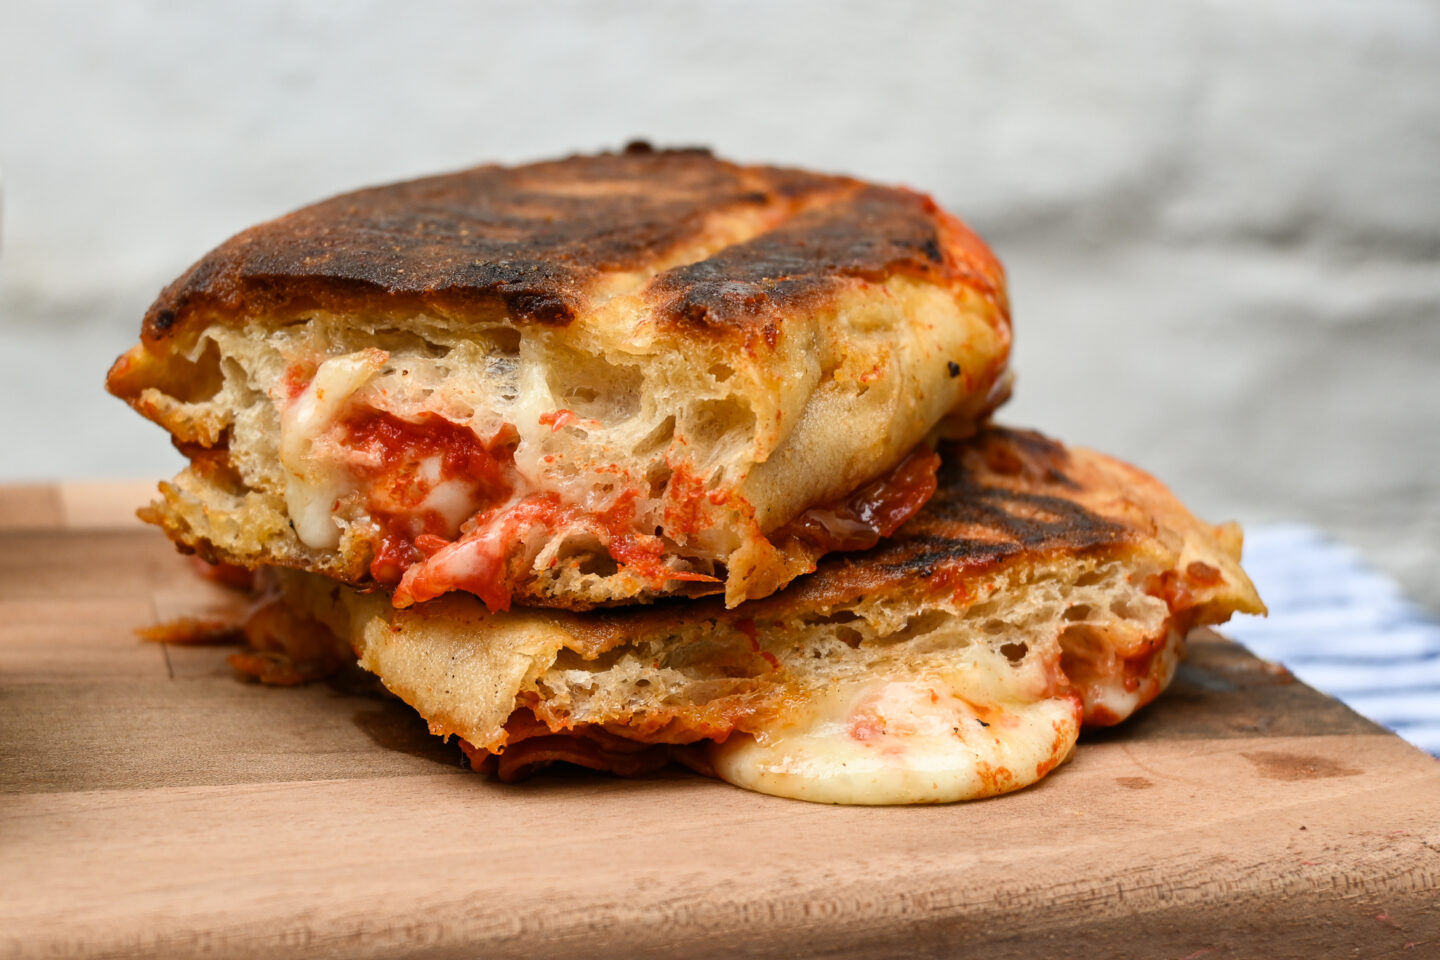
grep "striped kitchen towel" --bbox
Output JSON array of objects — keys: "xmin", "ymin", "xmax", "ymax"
[{"xmin": 1224, "ymin": 524, "xmax": 1440, "ymax": 757}]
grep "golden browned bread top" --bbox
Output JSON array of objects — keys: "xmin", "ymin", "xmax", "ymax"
[{"xmin": 140, "ymin": 143, "xmax": 1007, "ymax": 347}]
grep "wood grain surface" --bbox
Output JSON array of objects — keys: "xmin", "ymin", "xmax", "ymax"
[{"xmin": 2, "ymin": 484, "xmax": 1438, "ymax": 959}]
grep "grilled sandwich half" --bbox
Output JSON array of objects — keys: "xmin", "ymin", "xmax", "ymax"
[{"xmin": 108, "ymin": 145, "xmax": 1012, "ymax": 611}]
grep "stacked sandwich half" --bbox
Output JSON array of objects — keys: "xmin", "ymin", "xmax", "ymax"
[{"xmin": 108, "ymin": 145, "xmax": 1263, "ymax": 804}]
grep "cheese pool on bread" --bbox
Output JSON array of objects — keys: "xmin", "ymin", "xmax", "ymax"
[
  {"xmin": 246, "ymin": 427, "xmax": 1265, "ymax": 804},
  {"xmin": 107, "ymin": 145, "xmax": 1011, "ymax": 611}
]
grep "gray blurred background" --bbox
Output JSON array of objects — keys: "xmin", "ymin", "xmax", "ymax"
[{"xmin": 2, "ymin": 1, "xmax": 1437, "ymax": 610}]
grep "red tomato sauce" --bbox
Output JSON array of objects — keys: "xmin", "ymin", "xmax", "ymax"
[
  {"xmin": 395, "ymin": 487, "xmax": 720, "ymax": 613},
  {"xmin": 347, "ymin": 426, "xmax": 938, "ymax": 613},
  {"xmin": 599, "ymin": 489, "xmax": 718, "ymax": 587},
  {"xmin": 338, "ymin": 410, "xmax": 518, "ymax": 584}
]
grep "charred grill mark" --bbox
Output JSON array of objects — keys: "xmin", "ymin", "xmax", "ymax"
[
  {"xmin": 877, "ymin": 484, "xmax": 1127, "ymax": 579},
  {"xmin": 651, "ymin": 187, "xmax": 951, "ymax": 339},
  {"xmin": 864, "ymin": 430, "xmax": 1128, "ymax": 579},
  {"xmin": 881, "ymin": 534, "xmax": 1022, "ymax": 578},
  {"xmin": 138, "ymin": 149, "xmax": 1004, "ymax": 347},
  {"xmin": 930, "ymin": 486, "xmax": 1127, "ymax": 546},
  {"xmin": 141, "ymin": 149, "xmax": 843, "ymax": 340}
]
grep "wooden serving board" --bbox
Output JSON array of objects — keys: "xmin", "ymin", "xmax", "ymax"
[{"xmin": 2, "ymin": 483, "xmax": 1438, "ymax": 959}]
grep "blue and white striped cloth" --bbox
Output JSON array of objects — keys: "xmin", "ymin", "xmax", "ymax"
[{"xmin": 1225, "ymin": 524, "xmax": 1440, "ymax": 757}]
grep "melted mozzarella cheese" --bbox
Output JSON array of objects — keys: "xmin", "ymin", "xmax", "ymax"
[
  {"xmin": 278, "ymin": 349, "xmax": 388, "ymax": 549},
  {"xmin": 709, "ymin": 671, "xmax": 1081, "ymax": 805},
  {"xmin": 1080, "ymin": 627, "xmax": 1186, "ymax": 725},
  {"xmin": 508, "ymin": 354, "xmax": 559, "ymax": 489},
  {"xmin": 417, "ymin": 466, "xmax": 487, "ymax": 533}
]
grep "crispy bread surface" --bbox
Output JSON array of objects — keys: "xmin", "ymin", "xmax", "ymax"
[
  {"xmin": 109, "ymin": 146, "xmax": 1011, "ymax": 609},
  {"xmin": 259, "ymin": 427, "xmax": 1263, "ymax": 804}
]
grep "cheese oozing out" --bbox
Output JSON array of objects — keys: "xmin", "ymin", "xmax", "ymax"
[
  {"xmin": 277, "ymin": 350, "xmax": 522, "ymax": 564},
  {"xmin": 709, "ymin": 670, "xmax": 1082, "ymax": 805},
  {"xmin": 278, "ymin": 348, "xmax": 390, "ymax": 550},
  {"xmin": 1071, "ymin": 626, "xmax": 1187, "ymax": 726}
]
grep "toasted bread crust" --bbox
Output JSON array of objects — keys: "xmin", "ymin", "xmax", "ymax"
[{"xmin": 139, "ymin": 144, "xmax": 1006, "ymax": 347}]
